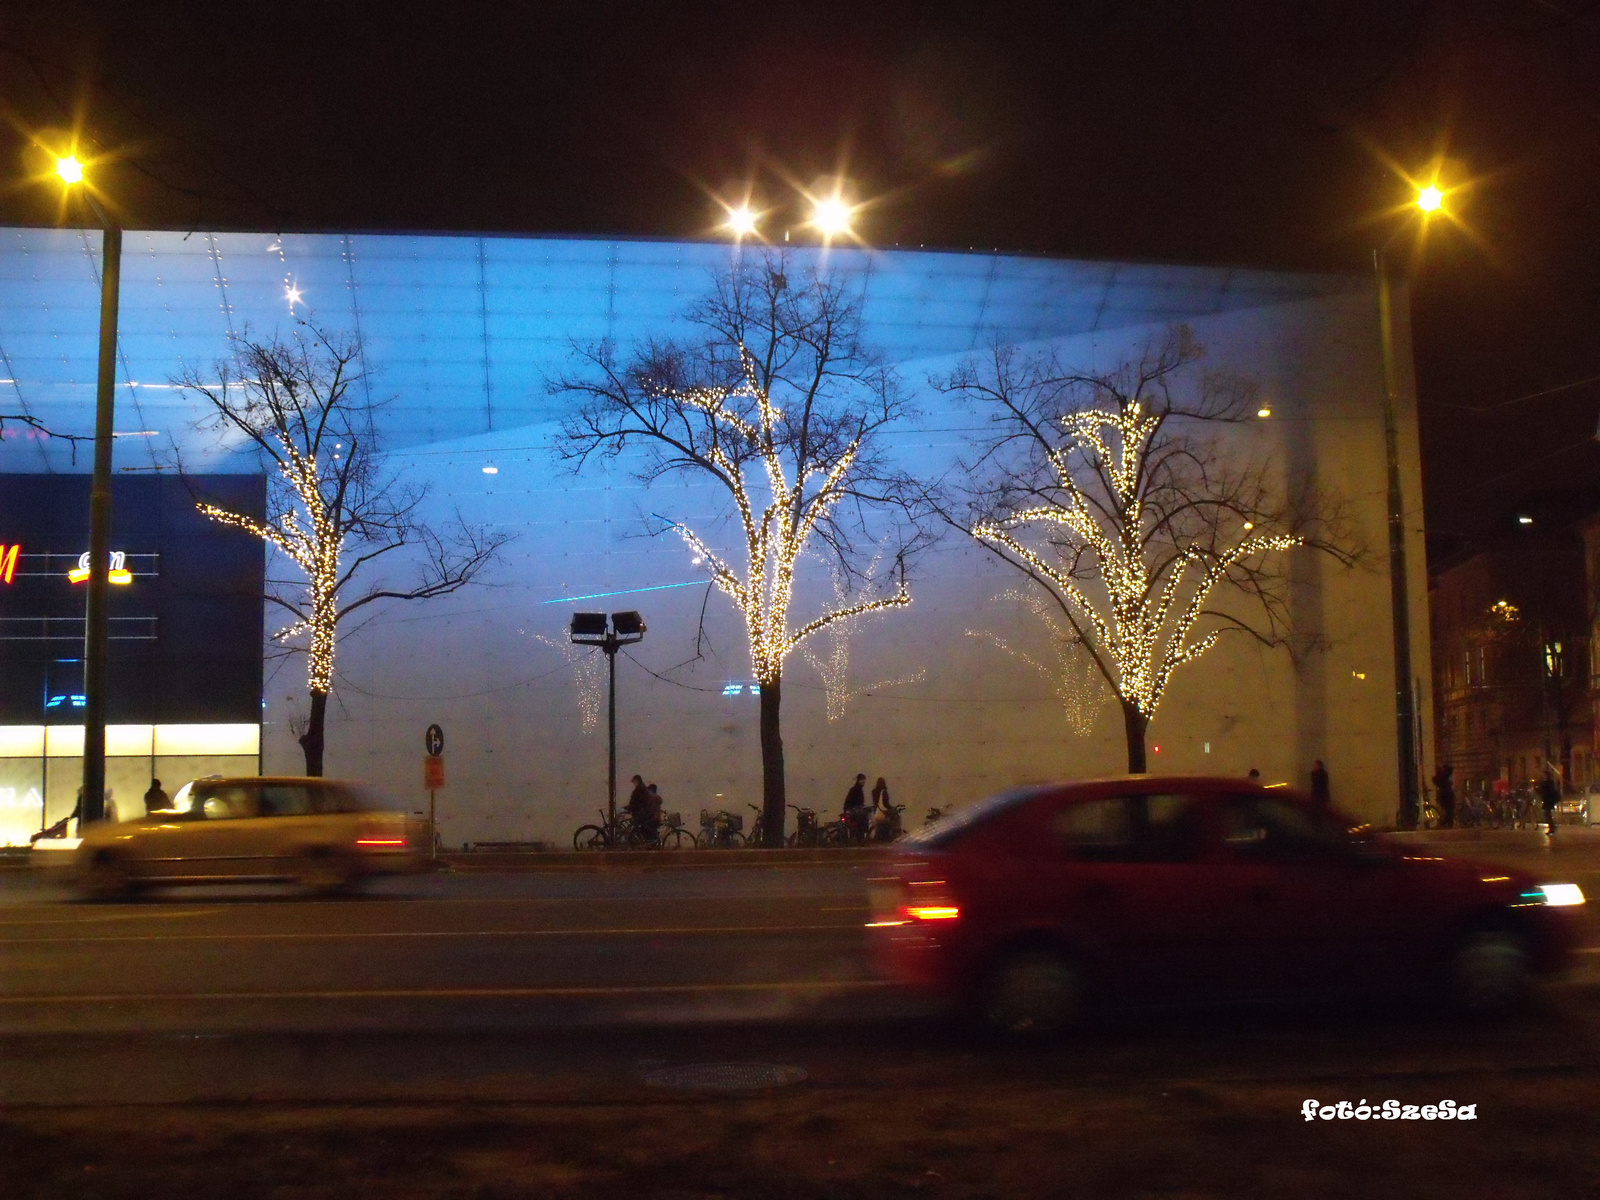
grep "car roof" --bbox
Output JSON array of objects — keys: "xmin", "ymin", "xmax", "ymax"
[
  {"xmin": 901, "ymin": 775, "xmax": 1315, "ymax": 849},
  {"xmin": 189, "ymin": 776, "xmax": 358, "ymax": 788}
]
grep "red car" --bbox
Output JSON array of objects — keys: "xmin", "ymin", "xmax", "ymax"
[{"xmin": 868, "ymin": 776, "xmax": 1586, "ymax": 1033}]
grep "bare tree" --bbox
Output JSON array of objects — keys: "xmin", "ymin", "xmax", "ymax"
[
  {"xmin": 936, "ymin": 325, "xmax": 1352, "ymax": 772},
  {"xmin": 177, "ymin": 326, "xmax": 511, "ymax": 775},
  {"xmin": 552, "ymin": 251, "xmax": 923, "ymax": 843}
]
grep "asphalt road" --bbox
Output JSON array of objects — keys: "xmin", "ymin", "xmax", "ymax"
[{"xmin": 2, "ymin": 840, "xmax": 1598, "ymax": 1111}]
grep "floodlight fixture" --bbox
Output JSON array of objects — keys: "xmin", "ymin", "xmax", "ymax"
[
  {"xmin": 570, "ymin": 612, "xmax": 608, "ymax": 639},
  {"xmin": 611, "ymin": 610, "xmax": 646, "ymax": 637}
]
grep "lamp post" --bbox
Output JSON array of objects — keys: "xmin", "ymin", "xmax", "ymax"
[
  {"xmin": 1374, "ymin": 181, "xmax": 1444, "ymax": 831},
  {"xmin": 569, "ymin": 611, "xmax": 646, "ymax": 825},
  {"xmin": 57, "ymin": 157, "xmax": 120, "ymax": 826}
]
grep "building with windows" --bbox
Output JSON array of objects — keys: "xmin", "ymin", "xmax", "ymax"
[
  {"xmin": 1430, "ymin": 515, "xmax": 1594, "ymax": 801},
  {"xmin": 0, "ymin": 227, "xmax": 1432, "ymax": 843}
]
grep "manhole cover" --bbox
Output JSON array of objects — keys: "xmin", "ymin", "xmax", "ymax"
[{"xmin": 642, "ymin": 1062, "xmax": 808, "ymax": 1091}]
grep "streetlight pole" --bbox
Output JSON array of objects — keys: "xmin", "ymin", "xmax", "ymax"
[
  {"xmin": 1372, "ymin": 180, "xmax": 1444, "ymax": 830},
  {"xmin": 1374, "ymin": 245, "xmax": 1420, "ymax": 831},
  {"xmin": 57, "ymin": 159, "xmax": 120, "ymax": 826}
]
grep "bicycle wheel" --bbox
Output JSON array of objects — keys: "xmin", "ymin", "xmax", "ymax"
[
  {"xmin": 661, "ymin": 827, "xmax": 692, "ymax": 850},
  {"xmin": 573, "ymin": 824, "xmax": 608, "ymax": 851},
  {"xmin": 821, "ymin": 823, "xmax": 849, "ymax": 847}
]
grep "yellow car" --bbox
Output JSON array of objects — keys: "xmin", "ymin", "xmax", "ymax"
[{"xmin": 75, "ymin": 776, "xmax": 430, "ymax": 899}]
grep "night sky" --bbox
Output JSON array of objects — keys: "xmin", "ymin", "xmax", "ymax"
[{"xmin": 2, "ymin": 0, "xmax": 1596, "ymax": 566}]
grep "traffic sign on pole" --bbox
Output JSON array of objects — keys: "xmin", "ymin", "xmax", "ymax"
[
  {"xmin": 424, "ymin": 724, "xmax": 444, "ymax": 757},
  {"xmin": 423, "ymin": 755, "xmax": 446, "ymax": 790}
]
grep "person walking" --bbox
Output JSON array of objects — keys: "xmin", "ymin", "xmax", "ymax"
[
  {"xmin": 843, "ymin": 773, "xmax": 868, "ymax": 844},
  {"xmin": 143, "ymin": 778, "xmax": 170, "ymax": 815},
  {"xmin": 1432, "ymin": 762, "xmax": 1456, "ymax": 829},
  {"xmin": 1540, "ymin": 765, "xmax": 1561, "ymax": 836},
  {"xmin": 1309, "ymin": 760, "xmax": 1330, "ymax": 809}
]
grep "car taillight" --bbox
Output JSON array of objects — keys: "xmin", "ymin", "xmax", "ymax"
[
  {"xmin": 867, "ymin": 877, "xmax": 961, "ymax": 927},
  {"xmin": 356, "ymin": 831, "xmax": 407, "ymax": 847}
]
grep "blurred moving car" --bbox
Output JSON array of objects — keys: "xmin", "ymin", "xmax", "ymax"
[
  {"xmin": 868, "ymin": 776, "xmax": 1587, "ymax": 1033},
  {"xmin": 75, "ymin": 776, "xmax": 429, "ymax": 899}
]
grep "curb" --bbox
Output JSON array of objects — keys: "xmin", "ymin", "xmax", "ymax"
[{"xmin": 440, "ymin": 847, "xmax": 889, "ymax": 871}]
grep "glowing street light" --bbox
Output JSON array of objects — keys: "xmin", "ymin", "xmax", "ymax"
[
  {"xmin": 1417, "ymin": 184, "xmax": 1444, "ymax": 213},
  {"xmin": 810, "ymin": 195, "xmax": 854, "ymax": 239},
  {"xmin": 55, "ymin": 155, "xmax": 85, "ymax": 184},
  {"xmin": 723, "ymin": 204, "xmax": 759, "ymax": 239}
]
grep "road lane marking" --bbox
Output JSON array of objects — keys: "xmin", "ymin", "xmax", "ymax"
[
  {"xmin": 0, "ymin": 980, "xmax": 892, "ymax": 1004},
  {"xmin": 0, "ymin": 908, "xmax": 225, "ymax": 926},
  {"xmin": 0, "ymin": 923, "xmax": 865, "ymax": 945}
]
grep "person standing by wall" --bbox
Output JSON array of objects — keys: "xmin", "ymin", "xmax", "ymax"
[
  {"xmin": 842, "ymin": 773, "xmax": 868, "ymax": 844},
  {"xmin": 1431, "ymin": 762, "xmax": 1456, "ymax": 829},
  {"xmin": 1540, "ymin": 765, "xmax": 1560, "ymax": 836},
  {"xmin": 1310, "ymin": 760, "xmax": 1330, "ymax": 809},
  {"xmin": 143, "ymin": 778, "xmax": 169, "ymax": 815}
]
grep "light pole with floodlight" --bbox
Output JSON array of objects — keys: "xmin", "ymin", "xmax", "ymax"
[{"xmin": 569, "ymin": 611, "xmax": 647, "ymax": 825}]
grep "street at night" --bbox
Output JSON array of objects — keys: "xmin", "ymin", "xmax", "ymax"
[{"xmin": 0, "ymin": 840, "xmax": 1597, "ymax": 1196}]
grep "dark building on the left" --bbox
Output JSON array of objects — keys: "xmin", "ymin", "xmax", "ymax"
[{"xmin": 0, "ymin": 475, "xmax": 264, "ymax": 841}]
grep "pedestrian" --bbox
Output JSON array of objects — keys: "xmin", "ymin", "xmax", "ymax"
[
  {"xmin": 1247, "ymin": 768, "xmax": 1261, "ymax": 783},
  {"xmin": 870, "ymin": 777, "xmax": 893, "ymax": 841},
  {"xmin": 143, "ymin": 778, "xmax": 169, "ymax": 815},
  {"xmin": 843, "ymin": 773, "xmax": 868, "ymax": 843},
  {"xmin": 1310, "ymin": 760, "xmax": 1330, "ymax": 809},
  {"xmin": 626, "ymin": 774, "xmax": 650, "ymax": 828},
  {"xmin": 1431, "ymin": 762, "xmax": 1456, "ymax": 829},
  {"xmin": 1540, "ymin": 765, "xmax": 1560, "ymax": 836},
  {"xmin": 640, "ymin": 783, "xmax": 664, "ymax": 842}
]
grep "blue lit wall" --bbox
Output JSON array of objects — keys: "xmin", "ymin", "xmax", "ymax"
[{"xmin": 0, "ymin": 229, "xmax": 1431, "ymax": 838}]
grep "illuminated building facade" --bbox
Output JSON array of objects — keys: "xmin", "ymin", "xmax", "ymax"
[{"xmin": 0, "ymin": 227, "xmax": 1433, "ymax": 842}]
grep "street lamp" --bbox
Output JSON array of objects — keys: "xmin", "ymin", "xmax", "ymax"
[
  {"xmin": 809, "ymin": 195, "xmax": 854, "ymax": 239},
  {"xmin": 569, "ymin": 610, "xmax": 647, "ymax": 825},
  {"xmin": 56, "ymin": 155, "xmax": 121, "ymax": 827},
  {"xmin": 1374, "ymin": 180, "xmax": 1445, "ymax": 830}
]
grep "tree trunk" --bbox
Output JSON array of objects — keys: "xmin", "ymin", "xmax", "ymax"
[
  {"xmin": 1122, "ymin": 700, "xmax": 1149, "ymax": 774},
  {"xmin": 758, "ymin": 674, "xmax": 786, "ymax": 845},
  {"xmin": 299, "ymin": 688, "xmax": 328, "ymax": 777}
]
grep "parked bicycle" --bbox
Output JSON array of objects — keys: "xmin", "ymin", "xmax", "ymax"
[
  {"xmin": 869, "ymin": 802, "xmax": 905, "ymax": 843},
  {"xmin": 924, "ymin": 805, "xmax": 948, "ymax": 826},
  {"xmin": 786, "ymin": 804, "xmax": 823, "ymax": 847},
  {"xmin": 573, "ymin": 808, "xmax": 693, "ymax": 850},
  {"xmin": 742, "ymin": 804, "xmax": 769, "ymax": 848},
  {"xmin": 696, "ymin": 807, "xmax": 745, "ymax": 848}
]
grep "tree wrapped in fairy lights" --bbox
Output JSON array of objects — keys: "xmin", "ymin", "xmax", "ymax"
[
  {"xmin": 937, "ymin": 325, "xmax": 1350, "ymax": 772},
  {"xmin": 554, "ymin": 253, "xmax": 924, "ymax": 844},
  {"xmin": 178, "ymin": 327, "xmax": 509, "ymax": 775}
]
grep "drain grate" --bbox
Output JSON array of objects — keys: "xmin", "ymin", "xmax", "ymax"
[{"xmin": 642, "ymin": 1062, "xmax": 808, "ymax": 1091}]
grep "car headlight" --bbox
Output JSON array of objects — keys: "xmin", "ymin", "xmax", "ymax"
[{"xmin": 1533, "ymin": 883, "xmax": 1586, "ymax": 907}]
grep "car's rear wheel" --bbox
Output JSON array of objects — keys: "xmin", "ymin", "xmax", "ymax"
[
  {"xmin": 297, "ymin": 848, "xmax": 356, "ymax": 896},
  {"xmin": 79, "ymin": 851, "xmax": 133, "ymax": 902},
  {"xmin": 1446, "ymin": 925, "xmax": 1531, "ymax": 1014},
  {"xmin": 982, "ymin": 948, "xmax": 1086, "ymax": 1036}
]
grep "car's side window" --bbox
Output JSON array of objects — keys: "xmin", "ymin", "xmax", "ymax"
[
  {"xmin": 258, "ymin": 785, "xmax": 312, "ymax": 818},
  {"xmin": 199, "ymin": 787, "xmax": 257, "ymax": 821},
  {"xmin": 1221, "ymin": 795, "xmax": 1354, "ymax": 862},
  {"xmin": 1052, "ymin": 796, "xmax": 1135, "ymax": 861},
  {"xmin": 309, "ymin": 787, "xmax": 356, "ymax": 815},
  {"xmin": 1140, "ymin": 794, "xmax": 1210, "ymax": 863},
  {"xmin": 1051, "ymin": 793, "xmax": 1210, "ymax": 863}
]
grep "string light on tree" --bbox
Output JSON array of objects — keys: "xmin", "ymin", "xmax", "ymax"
[
  {"xmin": 802, "ymin": 568, "xmax": 925, "ymax": 721},
  {"xmin": 943, "ymin": 327, "xmax": 1337, "ymax": 772}
]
